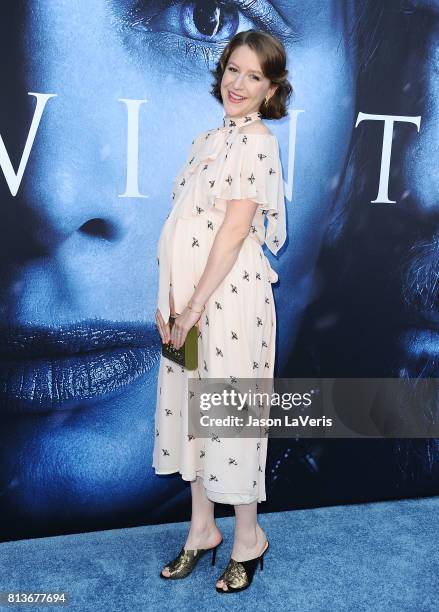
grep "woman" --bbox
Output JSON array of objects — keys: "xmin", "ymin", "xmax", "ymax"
[
  {"xmin": 0, "ymin": 0, "xmax": 362, "ymax": 536},
  {"xmin": 153, "ymin": 30, "xmax": 291, "ymax": 592}
]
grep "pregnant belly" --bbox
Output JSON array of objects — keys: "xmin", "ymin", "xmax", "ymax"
[
  {"xmin": 169, "ymin": 215, "xmax": 216, "ymax": 315},
  {"xmin": 169, "ymin": 212, "xmax": 273, "ymax": 315}
]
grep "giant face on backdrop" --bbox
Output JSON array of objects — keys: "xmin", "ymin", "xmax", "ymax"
[
  {"xmin": 292, "ymin": 0, "xmax": 439, "ymax": 485},
  {"xmin": 0, "ymin": 0, "xmax": 359, "ymax": 535},
  {"xmin": 308, "ymin": 1, "xmax": 439, "ymax": 383},
  {"xmin": 394, "ymin": 0, "xmax": 439, "ymax": 382}
]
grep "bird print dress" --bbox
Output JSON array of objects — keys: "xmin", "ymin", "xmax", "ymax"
[{"xmin": 152, "ymin": 110, "xmax": 287, "ymax": 504}]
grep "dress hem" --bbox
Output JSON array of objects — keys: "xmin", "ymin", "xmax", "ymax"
[{"xmin": 152, "ymin": 465, "xmax": 266, "ymax": 504}]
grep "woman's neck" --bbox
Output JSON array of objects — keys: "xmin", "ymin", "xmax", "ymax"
[{"xmin": 222, "ymin": 110, "xmax": 262, "ymax": 129}]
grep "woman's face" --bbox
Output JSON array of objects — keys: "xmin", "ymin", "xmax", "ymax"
[
  {"xmin": 0, "ymin": 0, "xmax": 357, "ymax": 527},
  {"xmin": 220, "ymin": 44, "xmax": 276, "ymax": 116}
]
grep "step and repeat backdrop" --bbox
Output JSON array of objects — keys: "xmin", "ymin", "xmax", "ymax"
[{"xmin": 0, "ymin": 1, "xmax": 437, "ymax": 541}]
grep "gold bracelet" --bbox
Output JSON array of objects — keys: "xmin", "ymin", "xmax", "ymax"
[{"xmin": 187, "ymin": 302, "xmax": 205, "ymax": 314}]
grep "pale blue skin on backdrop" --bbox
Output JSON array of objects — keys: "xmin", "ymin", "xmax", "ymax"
[{"xmin": 0, "ymin": 1, "xmax": 357, "ymax": 526}]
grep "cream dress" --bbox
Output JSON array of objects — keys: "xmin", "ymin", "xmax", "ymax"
[{"xmin": 152, "ymin": 110, "xmax": 286, "ymax": 504}]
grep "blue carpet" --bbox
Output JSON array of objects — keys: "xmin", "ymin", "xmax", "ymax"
[{"xmin": 0, "ymin": 497, "xmax": 438, "ymax": 611}]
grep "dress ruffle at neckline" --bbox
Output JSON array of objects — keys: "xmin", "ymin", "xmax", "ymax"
[{"xmin": 222, "ymin": 110, "xmax": 262, "ymax": 129}]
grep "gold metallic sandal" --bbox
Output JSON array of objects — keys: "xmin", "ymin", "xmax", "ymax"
[
  {"xmin": 159, "ymin": 539, "xmax": 223, "ymax": 580},
  {"xmin": 215, "ymin": 540, "xmax": 269, "ymax": 593}
]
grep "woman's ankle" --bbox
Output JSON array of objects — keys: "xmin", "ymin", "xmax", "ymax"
[
  {"xmin": 234, "ymin": 523, "xmax": 265, "ymax": 546},
  {"xmin": 185, "ymin": 521, "xmax": 221, "ymax": 550},
  {"xmin": 189, "ymin": 519, "xmax": 218, "ymax": 535}
]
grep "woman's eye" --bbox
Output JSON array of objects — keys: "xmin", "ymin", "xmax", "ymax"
[
  {"xmin": 227, "ymin": 66, "xmax": 261, "ymax": 81},
  {"xmin": 228, "ymin": 66, "xmax": 261, "ymax": 81},
  {"xmin": 114, "ymin": 0, "xmax": 297, "ymax": 71}
]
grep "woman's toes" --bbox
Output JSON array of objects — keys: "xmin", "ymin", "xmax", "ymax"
[
  {"xmin": 216, "ymin": 579, "xmax": 229, "ymax": 591},
  {"xmin": 161, "ymin": 566, "xmax": 170, "ymax": 577}
]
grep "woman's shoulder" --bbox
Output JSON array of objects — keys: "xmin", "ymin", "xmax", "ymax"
[
  {"xmin": 190, "ymin": 127, "xmax": 220, "ymax": 148},
  {"xmin": 190, "ymin": 130, "xmax": 206, "ymax": 145},
  {"xmin": 238, "ymin": 121, "xmax": 274, "ymax": 137}
]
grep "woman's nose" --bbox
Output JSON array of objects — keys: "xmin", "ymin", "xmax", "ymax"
[{"xmin": 232, "ymin": 74, "xmax": 246, "ymax": 89}]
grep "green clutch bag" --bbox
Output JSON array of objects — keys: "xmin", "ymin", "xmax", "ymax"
[{"xmin": 161, "ymin": 316, "xmax": 198, "ymax": 370}]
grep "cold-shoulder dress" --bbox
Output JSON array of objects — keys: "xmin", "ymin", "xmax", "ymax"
[{"xmin": 152, "ymin": 110, "xmax": 286, "ymax": 504}]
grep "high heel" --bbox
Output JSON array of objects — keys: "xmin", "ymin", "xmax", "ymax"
[
  {"xmin": 215, "ymin": 540, "xmax": 269, "ymax": 593},
  {"xmin": 159, "ymin": 539, "xmax": 223, "ymax": 580}
]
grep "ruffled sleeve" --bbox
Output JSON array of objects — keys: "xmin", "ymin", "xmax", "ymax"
[
  {"xmin": 170, "ymin": 131, "xmax": 206, "ymax": 204},
  {"xmin": 209, "ymin": 132, "xmax": 287, "ymax": 255}
]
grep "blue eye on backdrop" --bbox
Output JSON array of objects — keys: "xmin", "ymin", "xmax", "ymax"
[
  {"xmin": 112, "ymin": 0, "xmax": 300, "ymax": 70},
  {"xmin": 136, "ymin": 0, "xmax": 243, "ymax": 43}
]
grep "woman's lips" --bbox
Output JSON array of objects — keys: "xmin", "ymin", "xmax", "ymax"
[
  {"xmin": 0, "ymin": 321, "xmax": 161, "ymax": 414},
  {"xmin": 228, "ymin": 91, "xmax": 246, "ymax": 103}
]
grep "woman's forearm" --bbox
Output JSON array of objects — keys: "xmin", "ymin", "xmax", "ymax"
[{"xmin": 190, "ymin": 224, "xmax": 247, "ymax": 308}]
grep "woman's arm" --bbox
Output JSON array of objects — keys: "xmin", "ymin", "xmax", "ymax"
[
  {"xmin": 168, "ymin": 197, "xmax": 259, "ymax": 349},
  {"xmin": 190, "ymin": 198, "xmax": 259, "ymax": 308}
]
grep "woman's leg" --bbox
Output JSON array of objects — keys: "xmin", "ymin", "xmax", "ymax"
[
  {"xmin": 161, "ymin": 476, "xmax": 222, "ymax": 577},
  {"xmin": 215, "ymin": 501, "xmax": 267, "ymax": 591}
]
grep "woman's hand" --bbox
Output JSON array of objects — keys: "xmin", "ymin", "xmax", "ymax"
[
  {"xmin": 170, "ymin": 306, "xmax": 203, "ymax": 350},
  {"xmin": 156, "ymin": 309, "xmax": 171, "ymax": 344},
  {"xmin": 155, "ymin": 285, "xmax": 177, "ymax": 345}
]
